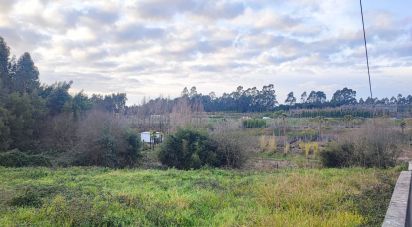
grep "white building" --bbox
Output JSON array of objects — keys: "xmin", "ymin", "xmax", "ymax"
[{"xmin": 140, "ymin": 131, "xmax": 163, "ymax": 143}]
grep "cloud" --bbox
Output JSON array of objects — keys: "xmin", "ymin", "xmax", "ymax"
[
  {"xmin": 134, "ymin": 0, "xmax": 245, "ymax": 20},
  {"xmin": 0, "ymin": 0, "xmax": 411, "ymax": 104},
  {"xmin": 0, "ymin": 26, "xmax": 50, "ymax": 55},
  {"xmin": 116, "ymin": 24, "xmax": 165, "ymax": 41}
]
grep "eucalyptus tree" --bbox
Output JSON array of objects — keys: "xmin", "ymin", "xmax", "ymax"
[
  {"xmin": 331, "ymin": 88, "xmax": 357, "ymax": 106},
  {"xmin": 300, "ymin": 91, "xmax": 307, "ymax": 103},
  {"xmin": 307, "ymin": 91, "xmax": 327, "ymax": 105},
  {"xmin": 285, "ymin": 92, "xmax": 296, "ymax": 106}
]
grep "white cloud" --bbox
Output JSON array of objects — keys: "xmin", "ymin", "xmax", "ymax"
[
  {"xmin": 66, "ymin": 26, "xmax": 96, "ymax": 42},
  {"xmin": 0, "ymin": 0, "xmax": 411, "ymax": 104}
]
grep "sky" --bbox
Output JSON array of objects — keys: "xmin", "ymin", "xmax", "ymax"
[{"xmin": 0, "ymin": 0, "xmax": 411, "ymax": 104}]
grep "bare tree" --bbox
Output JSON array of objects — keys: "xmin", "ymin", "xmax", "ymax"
[
  {"xmin": 40, "ymin": 113, "xmax": 77, "ymax": 152},
  {"xmin": 316, "ymin": 116, "xmax": 325, "ymax": 141},
  {"xmin": 168, "ymin": 97, "xmax": 207, "ymax": 132},
  {"xmin": 170, "ymin": 98, "xmax": 193, "ymax": 132},
  {"xmin": 281, "ymin": 113, "xmax": 287, "ymax": 147}
]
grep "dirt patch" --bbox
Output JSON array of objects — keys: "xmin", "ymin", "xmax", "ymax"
[
  {"xmin": 398, "ymin": 148, "xmax": 412, "ymax": 162},
  {"xmin": 244, "ymin": 158, "xmax": 297, "ymax": 170}
]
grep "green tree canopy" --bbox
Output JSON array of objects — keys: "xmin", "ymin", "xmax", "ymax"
[
  {"xmin": 331, "ymin": 88, "xmax": 357, "ymax": 106},
  {"xmin": 0, "ymin": 37, "xmax": 11, "ymax": 90},
  {"xmin": 13, "ymin": 53, "xmax": 40, "ymax": 94},
  {"xmin": 40, "ymin": 81, "xmax": 73, "ymax": 116}
]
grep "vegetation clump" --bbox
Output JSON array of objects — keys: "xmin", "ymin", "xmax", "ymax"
[
  {"xmin": 242, "ymin": 118, "xmax": 267, "ymax": 128},
  {"xmin": 159, "ymin": 128, "xmax": 214, "ymax": 169},
  {"xmin": 321, "ymin": 121, "xmax": 402, "ymax": 168},
  {"xmin": 211, "ymin": 130, "xmax": 251, "ymax": 168},
  {"xmin": 159, "ymin": 128, "xmax": 248, "ymax": 169},
  {"xmin": 0, "ymin": 150, "xmax": 51, "ymax": 167},
  {"xmin": 74, "ymin": 111, "xmax": 142, "ymax": 168}
]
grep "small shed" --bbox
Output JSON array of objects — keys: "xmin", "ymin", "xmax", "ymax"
[{"xmin": 140, "ymin": 131, "xmax": 163, "ymax": 143}]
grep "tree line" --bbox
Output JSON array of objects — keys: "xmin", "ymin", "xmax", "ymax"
[
  {"xmin": 137, "ymin": 85, "xmax": 412, "ymax": 115},
  {"xmin": 0, "ymin": 36, "xmax": 139, "ymax": 167},
  {"xmin": 0, "ymin": 36, "xmax": 248, "ymax": 169},
  {"xmin": 1, "ymin": 35, "xmax": 410, "ymax": 169}
]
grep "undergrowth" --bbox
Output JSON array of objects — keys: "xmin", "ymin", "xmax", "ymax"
[{"xmin": 0, "ymin": 167, "xmax": 398, "ymax": 226}]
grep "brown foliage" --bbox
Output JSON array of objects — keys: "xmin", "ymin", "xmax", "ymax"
[
  {"xmin": 40, "ymin": 113, "xmax": 77, "ymax": 152},
  {"xmin": 321, "ymin": 119, "xmax": 403, "ymax": 168},
  {"xmin": 210, "ymin": 128, "xmax": 254, "ymax": 168},
  {"xmin": 74, "ymin": 110, "xmax": 138, "ymax": 167}
]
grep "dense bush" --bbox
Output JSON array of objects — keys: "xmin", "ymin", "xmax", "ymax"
[
  {"xmin": 320, "ymin": 143, "xmax": 354, "ymax": 168},
  {"xmin": 0, "ymin": 107, "xmax": 11, "ymax": 150},
  {"xmin": 242, "ymin": 119, "xmax": 266, "ymax": 128},
  {"xmin": 320, "ymin": 122, "xmax": 402, "ymax": 168},
  {"xmin": 74, "ymin": 111, "xmax": 142, "ymax": 168},
  {"xmin": 123, "ymin": 129, "xmax": 143, "ymax": 166},
  {"xmin": 159, "ymin": 128, "xmax": 249, "ymax": 169},
  {"xmin": 0, "ymin": 150, "xmax": 51, "ymax": 167},
  {"xmin": 211, "ymin": 131, "xmax": 251, "ymax": 168},
  {"xmin": 159, "ymin": 128, "xmax": 218, "ymax": 169}
]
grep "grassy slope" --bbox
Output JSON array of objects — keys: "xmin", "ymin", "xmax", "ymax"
[{"xmin": 0, "ymin": 167, "xmax": 399, "ymax": 227}]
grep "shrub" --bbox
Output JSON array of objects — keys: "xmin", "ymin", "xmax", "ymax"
[
  {"xmin": 159, "ymin": 128, "xmax": 251, "ymax": 169},
  {"xmin": 74, "ymin": 111, "xmax": 142, "ymax": 168},
  {"xmin": 0, "ymin": 107, "xmax": 11, "ymax": 150},
  {"xmin": 355, "ymin": 122, "xmax": 402, "ymax": 168},
  {"xmin": 320, "ymin": 143, "xmax": 354, "ymax": 167},
  {"xmin": 320, "ymin": 121, "xmax": 402, "ymax": 168},
  {"xmin": 211, "ymin": 130, "xmax": 251, "ymax": 168},
  {"xmin": 159, "ymin": 128, "xmax": 219, "ymax": 169},
  {"xmin": 121, "ymin": 129, "xmax": 142, "ymax": 166},
  {"xmin": 0, "ymin": 150, "xmax": 51, "ymax": 167},
  {"xmin": 29, "ymin": 155, "xmax": 52, "ymax": 166},
  {"xmin": 242, "ymin": 119, "xmax": 266, "ymax": 128}
]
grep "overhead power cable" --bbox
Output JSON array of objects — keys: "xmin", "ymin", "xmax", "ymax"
[{"xmin": 360, "ymin": 0, "xmax": 373, "ymax": 100}]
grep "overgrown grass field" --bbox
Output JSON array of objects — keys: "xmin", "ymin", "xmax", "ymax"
[{"xmin": 0, "ymin": 167, "xmax": 400, "ymax": 226}]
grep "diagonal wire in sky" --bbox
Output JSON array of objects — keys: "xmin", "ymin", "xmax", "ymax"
[{"xmin": 360, "ymin": 0, "xmax": 373, "ymax": 100}]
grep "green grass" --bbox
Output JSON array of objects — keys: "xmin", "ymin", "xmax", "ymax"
[{"xmin": 0, "ymin": 167, "xmax": 399, "ymax": 226}]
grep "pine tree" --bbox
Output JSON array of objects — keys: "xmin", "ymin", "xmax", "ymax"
[
  {"xmin": 13, "ymin": 53, "xmax": 40, "ymax": 94},
  {"xmin": 0, "ymin": 36, "xmax": 11, "ymax": 90}
]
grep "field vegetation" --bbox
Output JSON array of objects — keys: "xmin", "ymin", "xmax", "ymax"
[
  {"xmin": 1, "ymin": 35, "xmax": 412, "ymax": 226},
  {"xmin": 1, "ymin": 36, "xmax": 412, "ymax": 169},
  {"xmin": 0, "ymin": 167, "xmax": 401, "ymax": 226}
]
